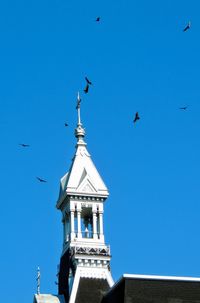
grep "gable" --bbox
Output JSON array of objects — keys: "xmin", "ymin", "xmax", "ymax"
[
  {"xmin": 77, "ymin": 173, "xmax": 98, "ymax": 193},
  {"xmin": 64, "ymin": 145, "xmax": 108, "ymax": 197}
]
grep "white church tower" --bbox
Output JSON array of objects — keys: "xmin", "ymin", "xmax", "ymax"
[{"xmin": 56, "ymin": 93, "xmax": 114, "ymax": 303}]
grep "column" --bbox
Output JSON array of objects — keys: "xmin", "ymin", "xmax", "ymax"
[
  {"xmin": 70, "ymin": 210, "xmax": 75, "ymax": 240},
  {"xmin": 65, "ymin": 214, "xmax": 70, "ymax": 242},
  {"xmin": 93, "ymin": 211, "xmax": 98, "ymax": 239},
  {"xmin": 77, "ymin": 210, "xmax": 82, "ymax": 238},
  {"xmin": 62, "ymin": 217, "xmax": 65, "ymax": 245},
  {"xmin": 84, "ymin": 218, "xmax": 89, "ymax": 238},
  {"xmin": 99, "ymin": 212, "xmax": 104, "ymax": 241}
]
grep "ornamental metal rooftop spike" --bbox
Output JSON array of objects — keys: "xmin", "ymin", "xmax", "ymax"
[
  {"xmin": 36, "ymin": 266, "xmax": 41, "ymax": 295},
  {"xmin": 75, "ymin": 92, "xmax": 86, "ymax": 143},
  {"xmin": 76, "ymin": 91, "xmax": 81, "ymax": 126}
]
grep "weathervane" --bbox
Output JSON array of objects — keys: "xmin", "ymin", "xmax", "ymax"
[
  {"xmin": 36, "ymin": 266, "xmax": 41, "ymax": 295},
  {"xmin": 75, "ymin": 91, "xmax": 85, "ymax": 142},
  {"xmin": 76, "ymin": 92, "xmax": 81, "ymax": 126}
]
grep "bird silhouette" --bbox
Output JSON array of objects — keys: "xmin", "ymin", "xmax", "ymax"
[
  {"xmin": 64, "ymin": 123, "xmax": 69, "ymax": 127},
  {"xmin": 96, "ymin": 17, "xmax": 100, "ymax": 22},
  {"xmin": 179, "ymin": 106, "xmax": 188, "ymax": 110},
  {"xmin": 85, "ymin": 76, "xmax": 92, "ymax": 85},
  {"xmin": 84, "ymin": 83, "xmax": 89, "ymax": 94},
  {"xmin": 19, "ymin": 143, "xmax": 30, "ymax": 147},
  {"xmin": 133, "ymin": 112, "xmax": 140, "ymax": 123},
  {"xmin": 36, "ymin": 177, "xmax": 47, "ymax": 183},
  {"xmin": 183, "ymin": 21, "xmax": 191, "ymax": 32}
]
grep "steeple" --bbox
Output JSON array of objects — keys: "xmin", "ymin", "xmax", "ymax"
[
  {"xmin": 57, "ymin": 93, "xmax": 109, "ymax": 207},
  {"xmin": 56, "ymin": 94, "xmax": 113, "ymax": 303}
]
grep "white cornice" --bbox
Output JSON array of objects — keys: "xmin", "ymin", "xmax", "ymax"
[
  {"xmin": 104, "ymin": 273, "xmax": 200, "ymax": 298},
  {"xmin": 123, "ymin": 273, "xmax": 200, "ymax": 282}
]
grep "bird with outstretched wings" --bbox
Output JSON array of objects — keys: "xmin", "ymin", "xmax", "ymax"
[
  {"xmin": 133, "ymin": 112, "xmax": 140, "ymax": 123},
  {"xmin": 36, "ymin": 177, "xmax": 47, "ymax": 183},
  {"xmin": 85, "ymin": 76, "xmax": 92, "ymax": 85},
  {"xmin": 84, "ymin": 83, "xmax": 89, "ymax": 94},
  {"xmin": 19, "ymin": 143, "xmax": 30, "ymax": 147},
  {"xmin": 183, "ymin": 21, "xmax": 191, "ymax": 32}
]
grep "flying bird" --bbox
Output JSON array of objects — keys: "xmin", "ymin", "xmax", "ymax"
[
  {"xmin": 179, "ymin": 106, "xmax": 188, "ymax": 110},
  {"xmin": 84, "ymin": 83, "xmax": 89, "ymax": 94},
  {"xmin": 85, "ymin": 76, "xmax": 92, "ymax": 85},
  {"xmin": 36, "ymin": 177, "xmax": 47, "ymax": 183},
  {"xmin": 19, "ymin": 143, "xmax": 30, "ymax": 147},
  {"xmin": 133, "ymin": 112, "xmax": 140, "ymax": 123},
  {"xmin": 64, "ymin": 123, "xmax": 68, "ymax": 127},
  {"xmin": 96, "ymin": 17, "xmax": 100, "ymax": 22},
  {"xmin": 183, "ymin": 21, "xmax": 191, "ymax": 32}
]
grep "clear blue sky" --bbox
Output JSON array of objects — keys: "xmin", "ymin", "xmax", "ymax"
[{"xmin": 1, "ymin": 0, "xmax": 200, "ymax": 302}]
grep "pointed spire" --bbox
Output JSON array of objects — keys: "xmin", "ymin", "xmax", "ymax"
[{"xmin": 75, "ymin": 92, "xmax": 86, "ymax": 145}]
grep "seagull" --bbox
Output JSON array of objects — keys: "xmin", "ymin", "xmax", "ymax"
[
  {"xmin": 96, "ymin": 17, "xmax": 100, "ymax": 22},
  {"xmin": 64, "ymin": 123, "xmax": 68, "ymax": 127},
  {"xmin": 19, "ymin": 143, "xmax": 30, "ymax": 147},
  {"xmin": 133, "ymin": 112, "xmax": 140, "ymax": 123},
  {"xmin": 183, "ymin": 21, "xmax": 191, "ymax": 32},
  {"xmin": 179, "ymin": 106, "xmax": 188, "ymax": 110},
  {"xmin": 84, "ymin": 83, "xmax": 89, "ymax": 94},
  {"xmin": 36, "ymin": 177, "xmax": 47, "ymax": 183},
  {"xmin": 85, "ymin": 76, "xmax": 92, "ymax": 85}
]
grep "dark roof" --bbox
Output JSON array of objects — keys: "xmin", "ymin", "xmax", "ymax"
[
  {"xmin": 75, "ymin": 278, "xmax": 110, "ymax": 303},
  {"xmin": 102, "ymin": 275, "xmax": 200, "ymax": 303}
]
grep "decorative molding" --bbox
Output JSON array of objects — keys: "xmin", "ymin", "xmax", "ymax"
[
  {"xmin": 70, "ymin": 195, "xmax": 105, "ymax": 202},
  {"xmin": 77, "ymin": 172, "xmax": 98, "ymax": 194},
  {"xmin": 82, "ymin": 183, "xmax": 95, "ymax": 193},
  {"xmin": 79, "ymin": 268, "xmax": 107, "ymax": 279},
  {"xmin": 76, "ymin": 258, "xmax": 110, "ymax": 269},
  {"xmin": 75, "ymin": 146, "xmax": 90, "ymax": 157},
  {"xmin": 78, "ymin": 168, "xmax": 87, "ymax": 187},
  {"xmin": 70, "ymin": 246, "xmax": 110, "ymax": 257}
]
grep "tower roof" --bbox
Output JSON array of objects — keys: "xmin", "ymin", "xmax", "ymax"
[{"xmin": 57, "ymin": 93, "xmax": 108, "ymax": 209}]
